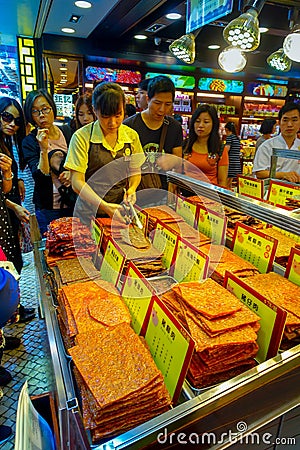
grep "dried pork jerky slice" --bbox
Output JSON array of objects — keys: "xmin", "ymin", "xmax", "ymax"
[
  {"xmin": 68, "ymin": 323, "xmax": 171, "ymax": 409},
  {"xmin": 172, "ymin": 279, "xmax": 242, "ymax": 319},
  {"xmin": 242, "ymin": 272, "xmax": 300, "ymax": 320},
  {"xmin": 88, "ymin": 292, "xmax": 131, "ymax": 327},
  {"xmin": 120, "ymin": 225, "xmax": 151, "ymax": 249}
]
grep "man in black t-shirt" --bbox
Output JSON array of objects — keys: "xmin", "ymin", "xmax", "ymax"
[{"xmin": 124, "ymin": 76, "xmax": 183, "ymax": 200}]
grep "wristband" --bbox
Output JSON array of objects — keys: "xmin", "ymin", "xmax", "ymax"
[{"xmin": 3, "ymin": 172, "xmax": 14, "ymax": 181}]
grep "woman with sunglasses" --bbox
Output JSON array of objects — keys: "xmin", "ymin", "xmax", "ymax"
[{"xmin": 22, "ymin": 89, "xmax": 73, "ymax": 234}]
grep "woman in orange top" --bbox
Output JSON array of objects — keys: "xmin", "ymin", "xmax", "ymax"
[{"xmin": 184, "ymin": 104, "xmax": 228, "ymax": 187}]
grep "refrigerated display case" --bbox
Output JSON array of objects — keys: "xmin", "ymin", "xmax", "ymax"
[{"xmin": 33, "ymin": 176, "xmax": 300, "ymax": 449}]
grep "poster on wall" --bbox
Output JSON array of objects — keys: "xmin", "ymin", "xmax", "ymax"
[
  {"xmin": 246, "ymin": 82, "xmax": 288, "ymax": 98},
  {"xmin": 145, "ymin": 72, "xmax": 195, "ymax": 89},
  {"xmin": 198, "ymin": 77, "xmax": 244, "ymax": 93},
  {"xmin": 186, "ymin": 0, "xmax": 234, "ymax": 33},
  {"xmin": 0, "ymin": 44, "xmax": 21, "ymax": 100},
  {"xmin": 85, "ymin": 67, "xmax": 141, "ymax": 84}
]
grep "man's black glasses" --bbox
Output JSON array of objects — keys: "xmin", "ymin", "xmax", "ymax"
[{"xmin": 1, "ymin": 111, "xmax": 22, "ymax": 127}]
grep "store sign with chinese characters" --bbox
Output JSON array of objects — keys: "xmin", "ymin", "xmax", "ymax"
[
  {"xmin": 99, "ymin": 237, "xmax": 125, "ymax": 288},
  {"xmin": 224, "ymin": 272, "xmax": 287, "ymax": 362},
  {"xmin": 285, "ymin": 248, "xmax": 300, "ymax": 287},
  {"xmin": 267, "ymin": 180, "xmax": 300, "ymax": 207},
  {"xmin": 232, "ymin": 223, "xmax": 278, "ymax": 273},
  {"xmin": 237, "ymin": 175, "xmax": 264, "ymax": 200},
  {"xmin": 53, "ymin": 94, "xmax": 73, "ymax": 117}
]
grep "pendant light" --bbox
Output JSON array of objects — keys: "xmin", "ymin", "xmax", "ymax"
[
  {"xmin": 267, "ymin": 48, "xmax": 292, "ymax": 71},
  {"xmin": 283, "ymin": 24, "xmax": 300, "ymax": 62},
  {"xmin": 169, "ymin": 33, "xmax": 196, "ymax": 64},
  {"xmin": 223, "ymin": 0, "xmax": 265, "ymax": 52},
  {"xmin": 218, "ymin": 46, "xmax": 247, "ymax": 72}
]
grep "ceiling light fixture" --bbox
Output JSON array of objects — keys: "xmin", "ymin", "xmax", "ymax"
[
  {"xmin": 208, "ymin": 44, "xmax": 220, "ymax": 50},
  {"xmin": 59, "ymin": 58, "xmax": 68, "ymax": 63},
  {"xmin": 267, "ymin": 48, "xmax": 292, "ymax": 71},
  {"xmin": 197, "ymin": 93, "xmax": 225, "ymax": 99},
  {"xmin": 75, "ymin": 1, "xmax": 92, "ymax": 8},
  {"xmin": 61, "ymin": 27, "xmax": 75, "ymax": 34},
  {"xmin": 169, "ymin": 33, "xmax": 196, "ymax": 64},
  {"xmin": 283, "ymin": 24, "xmax": 300, "ymax": 62},
  {"xmin": 166, "ymin": 13, "xmax": 182, "ymax": 20},
  {"xmin": 244, "ymin": 96, "xmax": 269, "ymax": 101},
  {"xmin": 218, "ymin": 46, "xmax": 247, "ymax": 72},
  {"xmin": 134, "ymin": 34, "xmax": 147, "ymax": 40},
  {"xmin": 60, "ymin": 67, "xmax": 67, "ymax": 71},
  {"xmin": 259, "ymin": 26, "xmax": 269, "ymax": 33},
  {"xmin": 223, "ymin": 0, "xmax": 265, "ymax": 52}
]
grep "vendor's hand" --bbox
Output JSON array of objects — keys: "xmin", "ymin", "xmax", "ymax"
[
  {"xmin": 59, "ymin": 170, "xmax": 71, "ymax": 187},
  {"xmin": 13, "ymin": 204, "xmax": 30, "ymax": 223},
  {"xmin": 0, "ymin": 153, "xmax": 12, "ymax": 175},
  {"xmin": 36, "ymin": 128, "xmax": 49, "ymax": 150},
  {"xmin": 123, "ymin": 188, "xmax": 136, "ymax": 205},
  {"xmin": 282, "ymin": 171, "xmax": 300, "ymax": 183},
  {"xmin": 18, "ymin": 179, "xmax": 25, "ymax": 201},
  {"xmin": 104, "ymin": 203, "xmax": 128, "ymax": 226}
]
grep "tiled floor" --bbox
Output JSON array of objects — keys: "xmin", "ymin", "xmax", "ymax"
[{"xmin": 1, "ymin": 251, "xmax": 54, "ymax": 449}]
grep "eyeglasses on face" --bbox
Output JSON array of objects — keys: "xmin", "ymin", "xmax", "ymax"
[
  {"xmin": 0, "ymin": 111, "xmax": 22, "ymax": 127},
  {"xmin": 31, "ymin": 106, "xmax": 52, "ymax": 117}
]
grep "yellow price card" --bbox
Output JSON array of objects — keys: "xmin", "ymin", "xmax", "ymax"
[
  {"xmin": 237, "ymin": 175, "xmax": 264, "ymax": 200},
  {"xmin": 152, "ymin": 220, "xmax": 178, "ymax": 270},
  {"xmin": 99, "ymin": 237, "xmax": 125, "ymax": 287},
  {"xmin": 90, "ymin": 218, "xmax": 103, "ymax": 246},
  {"xmin": 224, "ymin": 272, "xmax": 287, "ymax": 362},
  {"xmin": 141, "ymin": 295, "xmax": 194, "ymax": 403},
  {"xmin": 170, "ymin": 237, "xmax": 209, "ymax": 283},
  {"xmin": 121, "ymin": 262, "xmax": 155, "ymax": 335},
  {"xmin": 175, "ymin": 195, "xmax": 198, "ymax": 227},
  {"xmin": 196, "ymin": 205, "xmax": 227, "ymax": 245},
  {"xmin": 232, "ymin": 223, "xmax": 277, "ymax": 273},
  {"xmin": 267, "ymin": 180, "xmax": 300, "ymax": 207},
  {"xmin": 285, "ymin": 248, "xmax": 300, "ymax": 287}
]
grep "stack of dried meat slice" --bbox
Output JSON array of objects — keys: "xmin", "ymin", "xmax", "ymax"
[
  {"xmin": 241, "ymin": 272, "xmax": 300, "ymax": 349},
  {"xmin": 223, "ymin": 207, "xmax": 264, "ymax": 239},
  {"xmin": 199, "ymin": 244, "xmax": 259, "ymax": 283},
  {"xmin": 144, "ymin": 205, "xmax": 185, "ymax": 234},
  {"xmin": 45, "ymin": 217, "xmax": 96, "ymax": 266},
  {"xmin": 54, "ymin": 256, "xmax": 101, "ymax": 286},
  {"xmin": 167, "ymin": 279, "xmax": 259, "ymax": 388},
  {"xmin": 69, "ymin": 323, "xmax": 172, "ymax": 442},
  {"xmin": 57, "ymin": 279, "xmax": 129, "ymax": 348}
]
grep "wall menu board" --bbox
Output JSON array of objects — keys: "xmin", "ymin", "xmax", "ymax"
[
  {"xmin": 85, "ymin": 67, "xmax": 141, "ymax": 84},
  {"xmin": 198, "ymin": 77, "xmax": 244, "ymax": 93},
  {"xmin": 246, "ymin": 82, "xmax": 288, "ymax": 98},
  {"xmin": 145, "ymin": 73, "xmax": 195, "ymax": 89},
  {"xmin": 186, "ymin": 0, "xmax": 233, "ymax": 33}
]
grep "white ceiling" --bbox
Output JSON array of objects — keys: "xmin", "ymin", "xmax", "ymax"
[{"xmin": 0, "ymin": 0, "xmax": 120, "ymax": 43}]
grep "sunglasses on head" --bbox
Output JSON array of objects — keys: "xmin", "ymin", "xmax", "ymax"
[{"xmin": 1, "ymin": 111, "xmax": 22, "ymax": 127}]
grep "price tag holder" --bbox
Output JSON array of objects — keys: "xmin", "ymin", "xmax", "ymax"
[
  {"xmin": 120, "ymin": 262, "xmax": 155, "ymax": 335},
  {"xmin": 285, "ymin": 248, "xmax": 300, "ymax": 287},
  {"xmin": 99, "ymin": 237, "xmax": 125, "ymax": 288},
  {"xmin": 175, "ymin": 195, "xmax": 198, "ymax": 227},
  {"xmin": 152, "ymin": 220, "xmax": 178, "ymax": 270},
  {"xmin": 232, "ymin": 222, "xmax": 277, "ymax": 273},
  {"xmin": 196, "ymin": 205, "xmax": 227, "ymax": 245},
  {"xmin": 237, "ymin": 175, "xmax": 264, "ymax": 200},
  {"xmin": 90, "ymin": 217, "xmax": 103, "ymax": 246},
  {"xmin": 267, "ymin": 180, "xmax": 300, "ymax": 207},
  {"xmin": 224, "ymin": 272, "xmax": 287, "ymax": 362},
  {"xmin": 170, "ymin": 236, "xmax": 209, "ymax": 283},
  {"xmin": 141, "ymin": 295, "xmax": 195, "ymax": 403}
]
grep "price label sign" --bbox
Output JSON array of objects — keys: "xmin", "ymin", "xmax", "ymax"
[
  {"xmin": 285, "ymin": 248, "xmax": 300, "ymax": 287},
  {"xmin": 267, "ymin": 180, "xmax": 300, "ymax": 207},
  {"xmin": 237, "ymin": 175, "xmax": 264, "ymax": 200},
  {"xmin": 152, "ymin": 220, "xmax": 178, "ymax": 270},
  {"xmin": 196, "ymin": 205, "xmax": 227, "ymax": 245},
  {"xmin": 141, "ymin": 295, "xmax": 194, "ymax": 403},
  {"xmin": 232, "ymin": 223, "xmax": 277, "ymax": 273},
  {"xmin": 121, "ymin": 262, "xmax": 155, "ymax": 334},
  {"xmin": 99, "ymin": 237, "xmax": 125, "ymax": 287},
  {"xmin": 224, "ymin": 272, "xmax": 287, "ymax": 362},
  {"xmin": 175, "ymin": 195, "xmax": 198, "ymax": 227},
  {"xmin": 90, "ymin": 217, "xmax": 103, "ymax": 246},
  {"xmin": 170, "ymin": 237, "xmax": 209, "ymax": 282}
]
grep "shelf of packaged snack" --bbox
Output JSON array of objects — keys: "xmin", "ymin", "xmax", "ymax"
[{"xmin": 167, "ymin": 172, "xmax": 300, "ymax": 236}]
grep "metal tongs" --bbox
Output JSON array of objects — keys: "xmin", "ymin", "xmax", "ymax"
[{"xmin": 121, "ymin": 201, "xmax": 143, "ymax": 229}]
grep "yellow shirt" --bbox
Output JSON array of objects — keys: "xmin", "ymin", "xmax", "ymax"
[{"xmin": 65, "ymin": 121, "xmax": 145, "ymax": 173}]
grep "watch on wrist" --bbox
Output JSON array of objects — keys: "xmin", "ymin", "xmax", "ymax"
[{"xmin": 3, "ymin": 172, "xmax": 14, "ymax": 181}]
